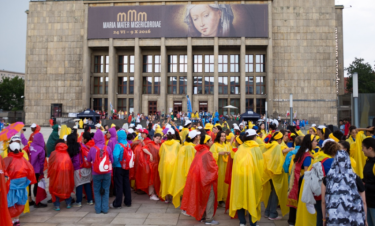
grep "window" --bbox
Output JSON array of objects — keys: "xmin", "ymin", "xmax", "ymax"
[
  {"xmin": 230, "ymin": 55, "xmax": 239, "ymax": 72},
  {"xmin": 205, "ymin": 55, "xmax": 214, "ymax": 72},
  {"xmin": 256, "ymin": 77, "xmax": 266, "ymax": 94},
  {"xmin": 230, "ymin": 99, "xmax": 240, "ymax": 115},
  {"xmin": 143, "ymin": 55, "xmax": 153, "ymax": 72},
  {"xmin": 218, "ymin": 77, "xmax": 228, "ymax": 94},
  {"xmin": 245, "ymin": 55, "xmax": 254, "ymax": 72},
  {"xmin": 143, "ymin": 77, "xmax": 152, "ymax": 94},
  {"xmin": 168, "ymin": 77, "xmax": 177, "ymax": 94},
  {"xmin": 93, "ymin": 98, "xmax": 102, "ymax": 111},
  {"xmin": 256, "ymin": 99, "xmax": 266, "ymax": 114},
  {"xmin": 193, "ymin": 55, "xmax": 203, "ymax": 72},
  {"xmin": 204, "ymin": 77, "xmax": 214, "ymax": 94},
  {"xmin": 118, "ymin": 55, "xmax": 128, "ymax": 73},
  {"xmin": 130, "ymin": 56, "xmax": 135, "ymax": 73},
  {"xmin": 105, "ymin": 77, "xmax": 109, "ymax": 94},
  {"xmin": 245, "ymin": 77, "xmax": 254, "ymax": 94},
  {"xmin": 179, "ymin": 77, "xmax": 187, "ymax": 94},
  {"xmin": 219, "ymin": 99, "xmax": 228, "ymax": 116},
  {"xmin": 105, "ymin": 56, "xmax": 109, "ymax": 73},
  {"xmin": 246, "ymin": 98, "xmax": 254, "ymax": 110},
  {"xmin": 118, "ymin": 98, "xmax": 127, "ymax": 111},
  {"xmin": 104, "ymin": 98, "xmax": 108, "ymax": 111},
  {"xmin": 218, "ymin": 55, "xmax": 228, "ymax": 72},
  {"xmin": 93, "ymin": 77, "xmax": 103, "ymax": 94},
  {"xmin": 256, "ymin": 55, "xmax": 265, "ymax": 72},
  {"xmin": 168, "ymin": 55, "xmax": 178, "ymax": 73},
  {"xmin": 155, "ymin": 55, "xmax": 161, "ymax": 72},
  {"xmin": 129, "ymin": 77, "xmax": 134, "ymax": 94},
  {"xmin": 94, "ymin": 56, "xmax": 104, "ymax": 73},
  {"xmin": 129, "ymin": 98, "xmax": 134, "ymax": 113},
  {"xmin": 118, "ymin": 77, "xmax": 127, "ymax": 94},
  {"xmin": 154, "ymin": 77, "xmax": 160, "ymax": 94},
  {"xmin": 180, "ymin": 55, "xmax": 188, "ymax": 72},
  {"xmin": 193, "ymin": 77, "xmax": 202, "ymax": 94},
  {"xmin": 230, "ymin": 77, "xmax": 240, "ymax": 94}
]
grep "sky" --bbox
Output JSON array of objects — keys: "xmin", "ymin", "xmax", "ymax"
[{"xmin": 0, "ymin": 0, "xmax": 374, "ymax": 75}]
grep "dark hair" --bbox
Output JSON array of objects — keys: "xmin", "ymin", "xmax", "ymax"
[
  {"xmin": 362, "ymin": 138, "xmax": 375, "ymax": 152},
  {"xmin": 349, "ymin": 126, "xmax": 357, "ymax": 134},
  {"xmin": 167, "ymin": 133, "xmax": 176, "ymax": 140},
  {"xmin": 339, "ymin": 140, "xmax": 351, "ymax": 155},
  {"xmin": 216, "ymin": 126, "xmax": 223, "ymax": 132},
  {"xmin": 332, "ymin": 130, "xmax": 344, "ymax": 141},
  {"xmin": 185, "ymin": 135, "xmax": 194, "ymax": 143},
  {"xmin": 90, "ymin": 132, "xmax": 95, "ymax": 139},
  {"xmin": 67, "ymin": 133, "xmax": 80, "ymax": 157},
  {"xmin": 84, "ymin": 125, "xmax": 91, "ymax": 133},
  {"xmin": 154, "ymin": 133, "xmax": 162, "ymax": 138},
  {"xmin": 127, "ymin": 133, "xmax": 135, "ymax": 140},
  {"xmin": 269, "ymin": 132, "xmax": 282, "ymax": 143},
  {"xmin": 269, "ymin": 123, "xmax": 277, "ymax": 131},
  {"xmin": 322, "ymin": 141, "xmax": 340, "ymax": 157},
  {"xmin": 243, "ymin": 135, "xmax": 257, "ymax": 142},
  {"xmin": 295, "ymin": 134, "xmax": 315, "ymax": 163},
  {"xmin": 174, "ymin": 130, "xmax": 181, "ymax": 143},
  {"xmin": 225, "ymin": 129, "xmax": 231, "ymax": 136},
  {"xmin": 214, "ymin": 131, "xmax": 226, "ymax": 143},
  {"xmin": 55, "ymin": 139, "xmax": 65, "ymax": 147},
  {"xmin": 280, "ymin": 129, "xmax": 288, "ymax": 135},
  {"xmin": 148, "ymin": 123, "xmax": 153, "ymax": 131},
  {"xmin": 318, "ymin": 127, "xmax": 331, "ymax": 140},
  {"xmin": 367, "ymin": 126, "xmax": 375, "ymax": 134},
  {"xmin": 115, "ymin": 126, "xmax": 120, "ymax": 131},
  {"xmin": 184, "ymin": 122, "xmax": 191, "ymax": 128},
  {"xmin": 294, "ymin": 136, "xmax": 303, "ymax": 146},
  {"xmin": 83, "ymin": 132, "xmax": 92, "ymax": 142}
]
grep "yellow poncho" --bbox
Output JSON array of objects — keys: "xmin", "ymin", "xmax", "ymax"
[
  {"xmin": 158, "ymin": 139, "xmax": 180, "ymax": 199},
  {"xmin": 229, "ymin": 140, "xmax": 264, "ymax": 223},
  {"xmin": 210, "ymin": 142, "xmax": 230, "ymax": 202},
  {"xmin": 59, "ymin": 125, "xmax": 71, "ymax": 139},
  {"xmin": 169, "ymin": 142, "xmax": 196, "ymax": 208},
  {"xmin": 296, "ymin": 130, "xmax": 305, "ymax": 136},
  {"xmin": 348, "ymin": 131, "xmax": 367, "ymax": 178},
  {"xmin": 261, "ymin": 141, "xmax": 289, "ymax": 216},
  {"xmin": 180, "ymin": 128, "xmax": 190, "ymax": 144},
  {"xmin": 255, "ymin": 137, "xmax": 267, "ymax": 153},
  {"xmin": 79, "ymin": 119, "xmax": 83, "ymax": 129}
]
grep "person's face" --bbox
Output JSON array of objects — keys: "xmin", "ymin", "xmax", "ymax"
[
  {"xmin": 83, "ymin": 138, "xmax": 88, "ymax": 144},
  {"xmin": 206, "ymin": 139, "xmax": 213, "ymax": 147},
  {"xmin": 312, "ymin": 138, "xmax": 318, "ymax": 149},
  {"xmin": 189, "ymin": 5, "xmax": 221, "ymax": 37},
  {"xmin": 350, "ymin": 129, "xmax": 357, "ymax": 138},
  {"xmin": 106, "ymin": 133, "xmax": 111, "ymax": 139},
  {"xmin": 317, "ymin": 130, "xmax": 324, "ymax": 138},
  {"xmin": 260, "ymin": 124, "xmax": 265, "ymax": 130},
  {"xmin": 105, "ymin": 125, "xmax": 109, "ymax": 130},
  {"xmin": 141, "ymin": 133, "xmax": 147, "ymax": 138},
  {"xmin": 309, "ymin": 128, "xmax": 315, "ymax": 135},
  {"xmin": 283, "ymin": 133, "xmax": 288, "ymax": 142},
  {"xmin": 339, "ymin": 121, "xmax": 343, "ymax": 125},
  {"xmin": 154, "ymin": 136, "xmax": 161, "ymax": 144},
  {"xmin": 220, "ymin": 133, "xmax": 226, "ymax": 143},
  {"xmin": 31, "ymin": 127, "xmax": 36, "ymax": 132}
]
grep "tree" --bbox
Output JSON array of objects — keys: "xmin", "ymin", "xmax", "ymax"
[
  {"xmin": 0, "ymin": 76, "xmax": 24, "ymax": 111},
  {"xmin": 345, "ymin": 58, "xmax": 375, "ymax": 93}
]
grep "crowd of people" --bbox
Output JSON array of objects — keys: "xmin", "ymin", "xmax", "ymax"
[{"xmin": 1, "ymin": 119, "xmax": 375, "ymax": 226}]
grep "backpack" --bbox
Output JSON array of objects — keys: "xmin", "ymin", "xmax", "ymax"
[
  {"xmin": 92, "ymin": 146, "xmax": 112, "ymax": 174},
  {"xmin": 80, "ymin": 143, "xmax": 92, "ymax": 168},
  {"xmin": 119, "ymin": 143, "xmax": 134, "ymax": 170}
]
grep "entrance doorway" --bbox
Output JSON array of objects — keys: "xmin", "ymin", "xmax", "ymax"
[
  {"xmin": 51, "ymin": 103, "xmax": 62, "ymax": 118},
  {"xmin": 173, "ymin": 101, "xmax": 182, "ymax": 115},
  {"xmin": 148, "ymin": 101, "xmax": 157, "ymax": 115},
  {"xmin": 199, "ymin": 101, "xmax": 208, "ymax": 112}
]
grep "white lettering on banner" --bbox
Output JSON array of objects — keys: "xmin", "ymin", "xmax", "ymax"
[
  {"xmin": 335, "ymin": 27, "xmax": 340, "ymax": 94},
  {"xmin": 103, "ymin": 21, "xmax": 162, "ymax": 29}
]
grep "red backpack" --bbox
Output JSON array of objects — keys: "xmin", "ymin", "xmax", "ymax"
[
  {"xmin": 119, "ymin": 143, "xmax": 134, "ymax": 170},
  {"xmin": 93, "ymin": 146, "xmax": 112, "ymax": 174},
  {"xmin": 80, "ymin": 143, "xmax": 92, "ymax": 168}
]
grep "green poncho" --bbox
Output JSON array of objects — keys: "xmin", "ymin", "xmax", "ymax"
[{"xmin": 46, "ymin": 124, "xmax": 60, "ymax": 157}]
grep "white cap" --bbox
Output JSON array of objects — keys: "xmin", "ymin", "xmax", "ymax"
[
  {"xmin": 30, "ymin": 123, "xmax": 37, "ymax": 128},
  {"xmin": 184, "ymin": 120, "xmax": 192, "ymax": 126},
  {"xmin": 245, "ymin": 129, "xmax": 258, "ymax": 137},
  {"xmin": 179, "ymin": 126, "xmax": 183, "ymax": 130},
  {"xmin": 95, "ymin": 123, "xmax": 101, "ymax": 128},
  {"xmin": 167, "ymin": 128, "xmax": 175, "ymax": 135},
  {"xmin": 234, "ymin": 125, "xmax": 240, "ymax": 131},
  {"xmin": 9, "ymin": 142, "xmax": 21, "ymax": 151},
  {"xmin": 239, "ymin": 122, "xmax": 244, "ymax": 126},
  {"xmin": 11, "ymin": 135, "xmax": 21, "ymax": 142},
  {"xmin": 317, "ymin": 125, "xmax": 326, "ymax": 129},
  {"xmin": 127, "ymin": 128, "xmax": 134, "ymax": 134},
  {"xmin": 312, "ymin": 124, "xmax": 317, "ymax": 127},
  {"xmin": 63, "ymin": 135, "xmax": 68, "ymax": 141},
  {"xmin": 322, "ymin": 139, "xmax": 335, "ymax": 147},
  {"xmin": 165, "ymin": 124, "xmax": 172, "ymax": 129},
  {"xmin": 233, "ymin": 123, "xmax": 238, "ymax": 126},
  {"xmin": 197, "ymin": 126, "xmax": 203, "ymax": 129},
  {"xmin": 153, "ymin": 124, "xmax": 159, "ymax": 130},
  {"xmin": 73, "ymin": 125, "xmax": 78, "ymax": 129},
  {"xmin": 136, "ymin": 124, "xmax": 143, "ymax": 130},
  {"xmin": 188, "ymin": 130, "xmax": 201, "ymax": 139},
  {"xmin": 130, "ymin": 123, "xmax": 135, "ymax": 128}
]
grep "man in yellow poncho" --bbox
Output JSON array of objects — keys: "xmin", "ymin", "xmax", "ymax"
[
  {"xmin": 79, "ymin": 119, "xmax": 83, "ymax": 129},
  {"xmin": 169, "ymin": 130, "xmax": 200, "ymax": 210},
  {"xmin": 210, "ymin": 131, "xmax": 231, "ymax": 207},
  {"xmin": 229, "ymin": 129, "xmax": 264, "ymax": 226},
  {"xmin": 262, "ymin": 131, "xmax": 290, "ymax": 220},
  {"xmin": 158, "ymin": 128, "xmax": 180, "ymax": 203},
  {"xmin": 180, "ymin": 120, "xmax": 192, "ymax": 144}
]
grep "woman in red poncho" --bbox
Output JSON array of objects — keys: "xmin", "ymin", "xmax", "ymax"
[
  {"xmin": 48, "ymin": 140, "xmax": 75, "ymax": 211},
  {"xmin": 4, "ymin": 142, "xmax": 36, "ymax": 226},
  {"xmin": 181, "ymin": 134, "xmax": 219, "ymax": 225},
  {"xmin": 0, "ymin": 155, "xmax": 12, "ymax": 226}
]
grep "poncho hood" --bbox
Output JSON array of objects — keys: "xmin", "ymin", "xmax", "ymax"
[
  {"xmin": 117, "ymin": 130, "xmax": 127, "ymax": 144},
  {"xmin": 93, "ymin": 130, "xmax": 105, "ymax": 148}
]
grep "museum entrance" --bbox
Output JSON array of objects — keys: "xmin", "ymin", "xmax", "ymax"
[
  {"xmin": 173, "ymin": 101, "xmax": 182, "ymax": 115},
  {"xmin": 199, "ymin": 101, "xmax": 208, "ymax": 112},
  {"xmin": 148, "ymin": 101, "xmax": 157, "ymax": 115}
]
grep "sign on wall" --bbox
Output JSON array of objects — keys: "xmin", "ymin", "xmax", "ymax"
[{"xmin": 87, "ymin": 4, "xmax": 268, "ymax": 39}]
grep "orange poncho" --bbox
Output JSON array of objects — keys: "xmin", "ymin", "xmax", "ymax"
[
  {"xmin": 180, "ymin": 144, "xmax": 218, "ymax": 221},
  {"xmin": 134, "ymin": 139, "xmax": 152, "ymax": 193},
  {"xmin": 144, "ymin": 140, "xmax": 161, "ymax": 196},
  {"xmin": 48, "ymin": 143, "xmax": 75, "ymax": 202},
  {"xmin": 0, "ymin": 156, "xmax": 12, "ymax": 226}
]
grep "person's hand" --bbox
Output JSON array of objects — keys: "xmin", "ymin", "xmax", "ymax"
[
  {"xmin": 20, "ymin": 129, "xmax": 24, "ymax": 134},
  {"xmin": 149, "ymin": 154, "xmax": 153, "ymax": 162}
]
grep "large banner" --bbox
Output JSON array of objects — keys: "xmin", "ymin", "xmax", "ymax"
[{"xmin": 88, "ymin": 4, "xmax": 268, "ymax": 39}]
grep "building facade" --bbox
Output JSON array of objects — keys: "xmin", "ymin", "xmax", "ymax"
[
  {"xmin": 0, "ymin": 70, "xmax": 25, "ymax": 82},
  {"xmin": 24, "ymin": 0, "xmax": 344, "ymax": 125}
]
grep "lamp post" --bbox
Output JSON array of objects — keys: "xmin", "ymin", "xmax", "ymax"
[
  {"xmin": 290, "ymin": 93, "xmax": 293, "ymax": 126},
  {"xmin": 265, "ymin": 101, "xmax": 268, "ymax": 133},
  {"xmin": 353, "ymin": 72, "xmax": 359, "ymax": 127}
]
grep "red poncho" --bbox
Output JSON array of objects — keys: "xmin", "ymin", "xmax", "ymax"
[
  {"xmin": 130, "ymin": 140, "xmax": 142, "ymax": 181},
  {"xmin": 134, "ymin": 139, "xmax": 152, "ymax": 193},
  {"xmin": 0, "ymin": 156, "xmax": 12, "ymax": 226},
  {"xmin": 48, "ymin": 143, "xmax": 75, "ymax": 202},
  {"xmin": 145, "ymin": 140, "xmax": 161, "ymax": 197},
  {"xmin": 181, "ymin": 144, "xmax": 218, "ymax": 221}
]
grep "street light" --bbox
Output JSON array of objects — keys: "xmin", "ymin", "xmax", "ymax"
[
  {"xmin": 290, "ymin": 93, "xmax": 293, "ymax": 126},
  {"xmin": 265, "ymin": 101, "xmax": 268, "ymax": 132},
  {"xmin": 353, "ymin": 72, "xmax": 359, "ymax": 127}
]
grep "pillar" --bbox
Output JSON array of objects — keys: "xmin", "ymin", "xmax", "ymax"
[
  {"xmin": 160, "ymin": 37, "xmax": 167, "ymax": 115},
  {"xmin": 187, "ymin": 37, "xmax": 193, "ymax": 107},
  {"xmin": 108, "ymin": 38, "xmax": 116, "ymax": 117},
  {"xmin": 134, "ymin": 38, "xmax": 141, "ymax": 114},
  {"xmin": 266, "ymin": 1, "xmax": 274, "ymax": 116},
  {"xmin": 214, "ymin": 37, "xmax": 219, "ymax": 111},
  {"xmin": 82, "ymin": 4, "xmax": 90, "ymax": 109},
  {"xmin": 240, "ymin": 37, "xmax": 246, "ymax": 113}
]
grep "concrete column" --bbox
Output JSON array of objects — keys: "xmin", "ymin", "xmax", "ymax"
[
  {"xmin": 187, "ymin": 37, "xmax": 193, "ymax": 102},
  {"xmin": 335, "ymin": 6, "xmax": 344, "ymax": 95},
  {"xmin": 240, "ymin": 37, "xmax": 246, "ymax": 112},
  {"xmin": 266, "ymin": 1, "xmax": 274, "ymax": 116},
  {"xmin": 160, "ymin": 37, "xmax": 167, "ymax": 115},
  {"xmin": 82, "ymin": 4, "xmax": 90, "ymax": 109},
  {"xmin": 108, "ymin": 38, "xmax": 116, "ymax": 117},
  {"xmin": 134, "ymin": 38, "xmax": 141, "ymax": 114},
  {"xmin": 214, "ymin": 37, "xmax": 219, "ymax": 111}
]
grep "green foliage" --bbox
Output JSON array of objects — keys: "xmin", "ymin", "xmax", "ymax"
[
  {"xmin": 0, "ymin": 76, "xmax": 25, "ymax": 111},
  {"xmin": 345, "ymin": 58, "xmax": 375, "ymax": 93}
]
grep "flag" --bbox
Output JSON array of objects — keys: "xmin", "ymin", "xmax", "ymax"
[
  {"xmin": 294, "ymin": 111, "xmax": 297, "ymax": 119},
  {"xmin": 35, "ymin": 178, "xmax": 47, "ymax": 205},
  {"xmin": 186, "ymin": 95, "xmax": 193, "ymax": 113},
  {"xmin": 286, "ymin": 111, "xmax": 290, "ymax": 117}
]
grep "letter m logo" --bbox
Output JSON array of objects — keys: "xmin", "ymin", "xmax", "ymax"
[
  {"xmin": 138, "ymin": 12, "xmax": 147, "ymax": 21},
  {"xmin": 128, "ymin": 10, "xmax": 137, "ymax": 21},
  {"xmin": 117, "ymin": 12, "xmax": 126, "ymax": 22}
]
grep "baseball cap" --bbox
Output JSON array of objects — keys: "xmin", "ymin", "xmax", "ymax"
[
  {"xmin": 136, "ymin": 124, "xmax": 143, "ymax": 130},
  {"xmin": 95, "ymin": 123, "xmax": 101, "ymax": 128},
  {"xmin": 127, "ymin": 128, "xmax": 134, "ymax": 134},
  {"xmin": 141, "ymin": 129, "xmax": 149, "ymax": 135},
  {"xmin": 30, "ymin": 123, "xmax": 37, "ymax": 128},
  {"xmin": 245, "ymin": 129, "xmax": 258, "ymax": 137},
  {"xmin": 167, "ymin": 128, "xmax": 175, "ymax": 135},
  {"xmin": 184, "ymin": 120, "xmax": 192, "ymax": 126},
  {"xmin": 188, "ymin": 130, "xmax": 201, "ymax": 139}
]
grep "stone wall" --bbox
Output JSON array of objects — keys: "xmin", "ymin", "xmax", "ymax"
[
  {"xmin": 272, "ymin": 0, "xmax": 338, "ymax": 125},
  {"xmin": 25, "ymin": 2, "xmax": 85, "ymax": 125}
]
